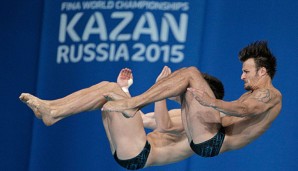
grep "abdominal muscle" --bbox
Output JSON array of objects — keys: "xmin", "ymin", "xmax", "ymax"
[{"xmin": 145, "ymin": 131, "xmax": 193, "ymax": 166}]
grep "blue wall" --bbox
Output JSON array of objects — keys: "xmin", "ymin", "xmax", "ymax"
[{"xmin": 1, "ymin": 0, "xmax": 298, "ymax": 170}]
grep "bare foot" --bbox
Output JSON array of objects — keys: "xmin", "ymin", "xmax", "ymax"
[
  {"xmin": 19, "ymin": 93, "xmax": 34, "ymax": 103},
  {"xmin": 102, "ymin": 93, "xmax": 138, "ymax": 118},
  {"xmin": 155, "ymin": 66, "xmax": 171, "ymax": 83},
  {"xmin": 20, "ymin": 93, "xmax": 42, "ymax": 119},
  {"xmin": 117, "ymin": 68, "xmax": 133, "ymax": 88},
  {"xmin": 19, "ymin": 93, "xmax": 61, "ymax": 126}
]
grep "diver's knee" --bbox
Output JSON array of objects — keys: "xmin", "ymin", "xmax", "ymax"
[
  {"xmin": 184, "ymin": 67, "xmax": 202, "ymax": 79},
  {"xmin": 187, "ymin": 66, "xmax": 201, "ymax": 74}
]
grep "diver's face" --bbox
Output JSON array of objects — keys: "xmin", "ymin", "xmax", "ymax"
[{"xmin": 241, "ymin": 58, "xmax": 260, "ymax": 91}]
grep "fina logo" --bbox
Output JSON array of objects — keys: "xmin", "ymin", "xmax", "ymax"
[{"xmin": 56, "ymin": 1, "xmax": 190, "ymax": 64}]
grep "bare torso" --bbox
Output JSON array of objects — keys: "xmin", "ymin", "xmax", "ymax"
[
  {"xmin": 220, "ymin": 87, "xmax": 282, "ymax": 152},
  {"xmin": 181, "ymin": 90, "xmax": 222, "ymax": 144},
  {"xmin": 144, "ymin": 109, "xmax": 194, "ymax": 167},
  {"xmin": 146, "ymin": 130, "xmax": 193, "ymax": 166}
]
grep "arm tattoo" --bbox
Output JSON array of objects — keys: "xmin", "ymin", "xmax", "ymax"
[{"xmin": 254, "ymin": 89, "xmax": 271, "ymax": 103}]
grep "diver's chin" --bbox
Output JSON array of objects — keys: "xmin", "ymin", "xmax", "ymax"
[{"xmin": 244, "ymin": 85, "xmax": 252, "ymax": 91}]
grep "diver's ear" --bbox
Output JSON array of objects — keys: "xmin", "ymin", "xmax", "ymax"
[{"xmin": 258, "ymin": 67, "xmax": 267, "ymax": 76}]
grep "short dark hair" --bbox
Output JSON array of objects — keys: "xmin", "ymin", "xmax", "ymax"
[
  {"xmin": 202, "ymin": 73, "xmax": 224, "ymax": 100},
  {"xmin": 238, "ymin": 41, "xmax": 277, "ymax": 79}
]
